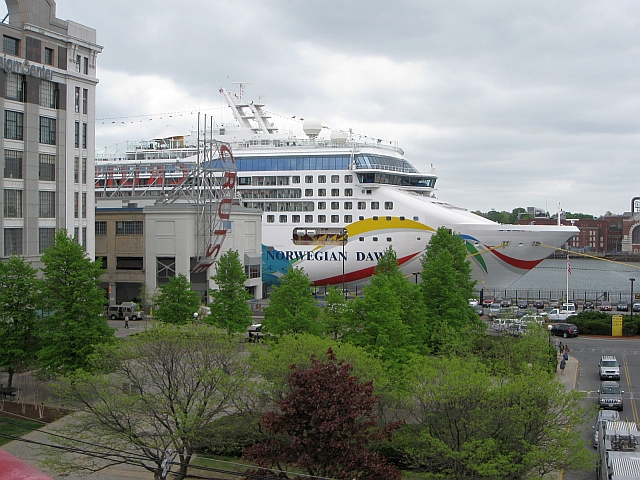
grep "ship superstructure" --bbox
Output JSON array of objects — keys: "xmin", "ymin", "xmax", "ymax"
[{"xmin": 95, "ymin": 86, "xmax": 578, "ymax": 290}]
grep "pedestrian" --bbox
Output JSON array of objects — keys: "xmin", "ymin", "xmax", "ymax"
[
  {"xmin": 124, "ymin": 315, "xmax": 129, "ymax": 329},
  {"xmin": 563, "ymin": 351, "xmax": 569, "ymax": 361},
  {"xmin": 560, "ymin": 357, "xmax": 566, "ymax": 375},
  {"xmin": 558, "ymin": 342, "xmax": 564, "ymax": 354},
  {"xmin": 564, "ymin": 345, "xmax": 570, "ymax": 354}
]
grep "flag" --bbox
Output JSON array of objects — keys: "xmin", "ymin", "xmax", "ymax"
[{"xmin": 567, "ymin": 254, "xmax": 572, "ymax": 275}]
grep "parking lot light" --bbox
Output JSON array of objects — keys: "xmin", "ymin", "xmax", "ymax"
[{"xmin": 630, "ymin": 278, "xmax": 635, "ymax": 323}]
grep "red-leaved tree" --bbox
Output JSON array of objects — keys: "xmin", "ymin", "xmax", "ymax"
[{"xmin": 243, "ymin": 348, "xmax": 401, "ymax": 479}]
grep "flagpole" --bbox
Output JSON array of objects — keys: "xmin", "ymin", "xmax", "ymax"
[{"xmin": 566, "ymin": 254, "xmax": 570, "ymax": 303}]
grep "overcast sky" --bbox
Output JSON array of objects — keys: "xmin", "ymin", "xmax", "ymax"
[{"xmin": 19, "ymin": 1, "xmax": 640, "ymax": 216}]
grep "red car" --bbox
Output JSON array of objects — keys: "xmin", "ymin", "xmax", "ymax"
[{"xmin": 600, "ymin": 301, "xmax": 612, "ymax": 311}]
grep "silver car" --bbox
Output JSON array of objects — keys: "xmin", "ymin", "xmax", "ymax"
[{"xmin": 592, "ymin": 409, "xmax": 620, "ymax": 448}]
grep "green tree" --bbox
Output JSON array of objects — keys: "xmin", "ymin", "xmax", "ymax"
[
  {"xmin": 39, "ymin": 229, "xmax": 115, "ymax": 376},
  {"xmin": 263, "ymin": 267, "xmax": 320, "ymax": 335},
  {"xmin": 420, "ymin": 227, "xmax": 483, "ymax": 354},
  {"xmin": 320, "ymin": 285, "xmax": 347, "ymax": 340},
  {"xmin": 154, "ymin": 274, "xmax": 201, "ymax": 324},
  {"xmin": 50, "ymin": 323, "xmax": 253, "ymax": 480},
  {"xmin": 208, "ymin": 250, "xmax": 252, "ymax": 334},
  {"xmin": 0, "ymin": 256, "xmax": 40, "ymax": 387}
]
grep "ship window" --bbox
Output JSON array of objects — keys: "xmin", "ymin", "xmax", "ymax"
[
  {"xmin": 358, "ymin": 202, "xmax": 366, "ymax": 210},
  {"xmin": 239, "ymin": 177, "xmax": 251, "ymax": 185},
  {"xmin": 373, "ymin": 237, "xmax": 378, "ymax": 242},
  {"xmin": 344, "ymin": 215, "xmax": 352, "ymax": 223},
  {"xmin": 359, "ymin": 216, "xmax": 364, "ymax": 220},
  {"xmin": 373, "ymin": 216, "xmax": 378, "ymax": 221},
  {"xmin": 318, "ymin": 175, "xmax": 326, "ymax": 183},
  {"xmin": 331, "ymin": 175, "xmax": 339, "ymax": 183},
  {"xmin": 267, "ymin": 215, "xmax": 274, "ymax": 223},
  {"xmin": 318, "ymin": 189, "xmax": 326, "ymax": 197},
  {"xmin": 387, "ymin": 237, "xmax": 392, "ymax": 242},
  {"xmin": 344, "ymin": 175, "xmax": 353, "ymax": 183},
  {"xmin": 331, "ymin": 202, "xmax": 339, "ymax": 210},
  {"xmin": 279, "ymin": 215, "xmax": 287, "ymax": 223},
  {"xmin": 386, "ymin": 216, "xmax": 391, "ymax": 221},
  {"xmin": 305, "ymin": 189, "xmax": 313, "ymax": 197},
  {"xmin": 305, "ymin": 175, "xmax": 313, "ymax": 183},
  {"xmin": 292, "ymin": 176, "xmax": 300, "ymax": 184},
  {"xmin": 345, "ymin": 188, "xmax": 353, "ymax": 196},
  {"xmin": 331, "ymin": 215, "xmax": 339, "ymax": 223},
  {"xmin": 413, "ymin": 216, "xmax": 419, "ymax": 221},
  {"xmin": 292, "ymin": 215, "xmax": 300, "ymax": 222},
  {"xmin": 318, "ymin": 202, "xmax": 326, "ymax": 210},
  {"xmin": 318, "ymin": 215, "xmax": 326, "ymax": 223},
  {"xmin": 331, "ymin": 189, "xmax": 339, "ymax": 197},
  {"xmin": 371, "ymin": 202, "xmax": 379, "ymax": 210},
  {"xmin": 359, "ymin": 237, "xmax": 364, "ymax": 241},
  {"xmin": 344, "ymin": 202, "xmax": 352, "ymax": 210},
  {"xmin": 385, "ymin": 201, "xmax": 393, "ymax": 210},
  {"xmin": 400, "ymin": 216, "xmax": 405, "ymax": 220},
  {"xmin": 305, "ymin": 215, "xmax": 313, "ymax": 223}
]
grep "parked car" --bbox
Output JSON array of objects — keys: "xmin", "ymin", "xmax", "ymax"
[
  {"xmin": 548, "ymin": 323, "xmax": 579, "ymax": 338},
  {"xmin": 616, "ymin": 301, "xmax": 629, "ymax": 312},
  {"xmin": 468, "ymin": 298, "xmax": 479, "ymax": 307},
  {"xmin": 500, "ymin": 298, "xmax": 512, "ymax": 308},
  {"xmin": 598, "ymin": 381, "xmax": 624, "ymax": 411},
  {"xmin": 488, "ymin": 304, "xmax": 502, "ymax": 317},
  {"xmin": 517, "ymin": 299, "xmax": 529, "ymax": 309},
  {"xmin": 533, "ymin": 300, "xmax": 545, "ymax": 309},
  {"xmin": 592, "ymin": 409, "xmax": 620, "ymax": 448},
  {"xmin": 474, "ymin": 305, "xmax": 484, "ymax": 316},
  {"xmin": 584, "ymin": 301, "xmax": 595, "ymax": 310},
  {"xmin": 482, "ymin": 296, "xmax": 495, "ymax": 308},
  {"xmin": 633, "ymin": 303, "xmax": 640, "ymax": 313},
  {"xmin": 600, "ymin": 301, "xmax": 612, "ymax": 311}
]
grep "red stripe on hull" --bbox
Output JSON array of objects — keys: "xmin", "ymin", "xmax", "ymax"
[
  {"xmin": 490, "ymin": 248, "xmax": 544, "ymax": 270},
  {"xmin": 313, "ymin": 252, "xmax": 421, "ymax": 286}
]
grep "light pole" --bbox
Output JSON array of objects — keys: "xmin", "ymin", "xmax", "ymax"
[
  {"xmin": 630, "ymin": 278, "xmax": 636, "ymax": 324},
  {"xmin": 547, "ymin": 324, "xmax": 553, "ymax": 348},
  {"xmin": 341, "ymin": 228, "xmax": 347, "ymax": 298},
  {"xmin": 412, "ymin": 272, "xmax": 420, "ymax": 284}
]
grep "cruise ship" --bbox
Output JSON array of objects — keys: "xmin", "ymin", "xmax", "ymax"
[{"xmin": 95, "ymin": 87, "xmax": 578, "ymax": 290}]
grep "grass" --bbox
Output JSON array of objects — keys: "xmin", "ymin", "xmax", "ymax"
[{"xmin": 0, "ymin": 417, "xmax": 43, "ymax": 446}]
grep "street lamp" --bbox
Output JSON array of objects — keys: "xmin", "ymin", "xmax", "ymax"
[
  {"xmin": 630, "ymin": 278, "xmax": 636, "ymax": 324},
  {"xmin": 412, "ymin": 272, "xmax": 420, "ymax": 284},
  {"xmin": 341, "ymin": 228, "xmax": 347, "ymax": 299},
  {"xmin": 547, "ymin": 324, "xmax": 553, "ymax": 348}
]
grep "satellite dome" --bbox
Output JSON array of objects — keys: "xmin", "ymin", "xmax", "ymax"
[
  {"xmin": 330, "ymin": 130, "xmax": 348, "ymax": 144},
  {"xmin": 303, "ymin": 118, "xmax": 322, "ymax": 139}
]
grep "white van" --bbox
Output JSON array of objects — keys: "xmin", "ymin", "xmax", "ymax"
[{"xmin": 106, "ymin": 305, "xmax": 144, "ymax": 321}]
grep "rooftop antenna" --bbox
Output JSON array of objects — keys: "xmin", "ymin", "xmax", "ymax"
[{"xmin": 232, "ymin": 82, "xmax": 248, "ymax": 100}]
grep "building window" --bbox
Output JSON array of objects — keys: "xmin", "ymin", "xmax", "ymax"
[
  {"xmin": 318, "ymin": 215, "xmax": 326, "ymax": 223},
  {"xmin": 44, "ymin": 47, "xmax": 54, "ymax": 65},
  {"xmin": 3, "ymin": 36, "xmax": 19, "ymax": 55},
  {"xmin": 318, "ymin": 189, "xmax": 326, "ymax": 197},
  {"xmin": 331, "ymin": 175, "xmax": 339, "ymax": 183},
  {"xmin": 74, "ymin": 157, "xmax": 79, "ymax": 183},
  {"xmin": 305, "ymin": 175, "xmax": 313, "ymax": 183},
  {"xmin": 83, "ymin": 57, "xmax": 88, "ymax": 74},
  {"xmin": 292, "ymin": 214, "xmax": 300, "ymax": 223},
  {"xmin": 74, "ymin": 87, "xmax": 80, "ymax": 112},
  {"xmin": 82, "ymin": 123, "xmax": 87, "ymax": 148},
  {"xmin": 331, "ymin": 202, "xmax": 339, "ymax": 210},
  {"xmin": 39, "ymin": 116, "xmax": 56, "ymax": 145},
  {"xmin": 385, "ymin": 201, "xmax": 393, "ymax": 210},
  {"xmin": 371, "ymin": 202, "xmax": 380, "ymax": 210},
  {"xmin": 4, "ymin": 228, "xmax": 22, "ymax": 256},
  {"xmin": 39, "ymin": 228, "xmax": 55, "ymax": 253},
  {"xmin": 305, "ymin": 189, "xmax": 313, "ymax": 197},
  {"xmin": 345, "ymin": 188, "xmax": 353, "ymax": 196},
  {"xmin": 4, "ymin": 189, "xmax": 22, "ymax": 218},
  {"xmin": 344, "ymin": 215, "xmax": 352, "ymax": 223},
  {"xmin": 267, "ymin": 215, "xmax": 274, "ymax": 223},
  {"xmin": 318, "ymin": 175, "xmax": 326, "ymax": 183},
  {"xmin": 82, "ymin": 227, "xmax": 86, "ymax": 250},
  {"xmin": 95, "ymin": 221, "xmax": 107, "ymax": 235},
  {"xmin": 244, "ymin": 264, "xmax": 261, "ymax": 279},
  {"xmin": 156, "ymin": 257, "xmax": 176, "ymax": 285},
  {"xmin": 39, "ymin": 80, "xmax": 57, "ymax": 108},
  {"xmin": 4, "ymin": 110, "xmax": 23, "ymax": 140},
  {"xmin": 74, "ymin": 192, "xmax": 78, "ymax": 218},
  {"xmin": 115, "ymin": 221, "xmax": 143, "ymax": 235},
  {"xmin": 331, "ymin": 189, "xmax": 339, "ymax": 197},
  {"xmin": 305, "ymin": 215, "xmax": 313, "ymax": 223},
  {"xmin": 344, "ymin": 201, "xmax": 352, "ymax": 210},
  {"xmin": 357, "ymin": 201, "xmax": 366, "ymax": 210},
  {"xmin": 318, "ymin": 202, "xmax": 326, "ymax": 210},
  {"xmin": 344, "ymin": 174, "xmax": 353, "ymax": 183},
  {"xmin": 82, "ymin": 158, "xmax": 87, "ymax": 183},
  {"xmin": 75, "ymin": 54, "xmax": 81, "ymax": 72},
  {"xmin": 82, "ymin": 88, "xmax": 88, "ymax": 114},
  {"xmin": 5, "ymin": 73, "xmax": 24, "ymax": 102},
  {"xmin": 39, "ymin": 191, "xmax": 55, "ymax": 218},
  {"xmin": 117, "ymin": 257, "xmax": 144, "ymax": 270},
  {"xmin": 82, "ymin": 192, "xmax": 86, "ymax": 218},
  {"xmin": 292, "ymin": 175, "xmax": 300, "ymax": 184},
  {"xmin": 39, "ymin": 153, "xmax": 55, "ymax": 181},
  {"xmin": 331, "ymin": 215, "xmax": 339, "ymax": 223},
  {"xmin": 279, "ymin": 215, "xmax": 287, "ymax": 223},
  {"xmin": 74, "ymin": 122, "xmax": 79, "ymax": 148},
  {"xmin": 4, "ymin": 150, "xmax": 22, "ymax": 179}
]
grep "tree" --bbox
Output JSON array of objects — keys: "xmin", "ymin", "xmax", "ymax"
[
  {"xmin": 208, "ymin": 250, "xmax": 252, "ymax": 334},
  {"xmin": 0, "ymin": 256, "xmax": 40, "ymax": 387},
  {"xmin": 154, "ymin": 274, "xmax": 201, "ymax": 324},
  {"xmin": 244, "ymin": 349, "xmax": 402, "ymax": 480},
  {"xmin": 39, "ymin": 229, "xmax": 115, "ymax": 376},
  {"xmin": 50, "ymin": 324, "xmax": 253, "ymax": 480},
  {"xmin": 320, "ymin": 285, "xmax": 347, "ymax": 340},
  {"xmin": 262, "ymin": 267, "xmax": 320, "ymax": 335},
  {"xmin": 420, "ymin": 227, "xmax": 483, "ymax": 354}
]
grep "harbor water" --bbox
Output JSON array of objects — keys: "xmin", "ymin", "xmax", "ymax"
[{"xmin": 485, "ymin": 257, "xmax": 640, "ymax": 303}]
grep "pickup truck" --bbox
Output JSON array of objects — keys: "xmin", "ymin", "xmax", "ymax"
[{"xmin": 547, "ymin": 304, "xmax": 577, "ymax": 322}]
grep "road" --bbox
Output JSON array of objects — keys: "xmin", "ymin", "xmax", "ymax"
[{"xmin": 561, "ymin": 336, "xmax": 640, "ymax": 480}]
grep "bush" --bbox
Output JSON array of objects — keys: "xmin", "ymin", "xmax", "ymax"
[{"xmin": 572, "ymin": 311, "xmax": 638, "ymax": 337}]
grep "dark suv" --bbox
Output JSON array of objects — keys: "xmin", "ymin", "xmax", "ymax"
[
  {"xmin": 598, "ymin": 381, "xmax": 624, "ymax": 411},
  {"xmin": 533, "ymin": 300, "xmax": 545, "ymax": 309},
  {"xmin": 549, "ymin": 323, "xmax": 579, "ymax": 338}
]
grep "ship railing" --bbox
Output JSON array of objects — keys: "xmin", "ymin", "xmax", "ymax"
[{"xmin": 354, "ymin": 163, "xmax": 418, "ymax": 174}]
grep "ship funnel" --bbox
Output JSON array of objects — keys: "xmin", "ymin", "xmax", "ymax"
[{"xmin": 303, "ymin": 118, "xmax": 322, "ymax": 140}]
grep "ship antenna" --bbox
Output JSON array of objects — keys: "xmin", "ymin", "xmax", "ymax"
[{"xmin": 232, "ymin": 81, "xmax": 248, "ymax": 100}]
